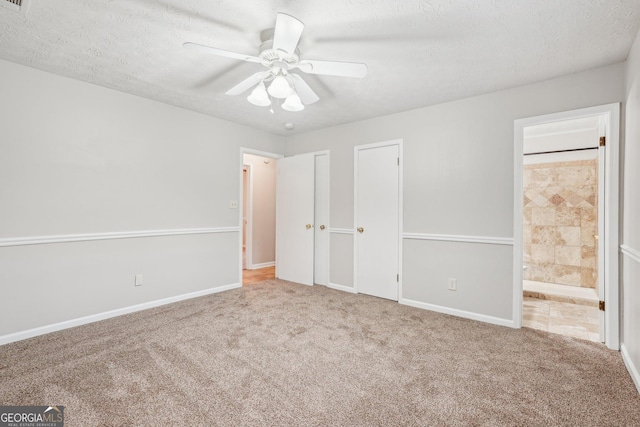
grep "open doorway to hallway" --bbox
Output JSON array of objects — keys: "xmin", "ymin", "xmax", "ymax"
[{"xmin": 242, "ymin": 152, "xmax": 277, "ymax": 285}]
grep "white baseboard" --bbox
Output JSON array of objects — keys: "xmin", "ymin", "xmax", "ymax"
[
  {"xmin": 249, "ymin": 261, "xmax": 275, "ymax": 269},
  {"xmin": 0, "ymin": 282, "xmax": 241, "ymax": 346},
  {"xmin": 621, "ymin": 343, "xmax": 640, "ymax": 395},
  {"xmin": 327, "ymin": 282, "xmax": 357, "ymax": 294},
  {"xmin": 399, "ymin": 298, "xmax": 515, "ymax": 328}
]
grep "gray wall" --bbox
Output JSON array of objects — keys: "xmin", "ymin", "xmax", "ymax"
[
  {"xmin": 0, "ymin": 59, "xmax": 284, "ymax": 337},
  {"xmin": 285, "ymin": 62, "xmax": 625, "ymax": 323},
  {"xmin": 0, "ymin": 41, "xmax": 637, "ymax": 392},
  {"xmin": 622, "ymin": 28, "xmax": 640, "ymax": 391}
]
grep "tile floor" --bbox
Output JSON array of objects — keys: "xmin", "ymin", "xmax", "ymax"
[
  {"xmin": 523, "ymin": 297, "xmax": 600, "ymax": 342},
  {"xmin": 523, "ymin": 280, "xmax": 598, "ymax": 307}
]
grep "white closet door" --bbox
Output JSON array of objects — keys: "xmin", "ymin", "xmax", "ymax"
[
  {"xmin": 314, "ymin": 154, "xmax": 330, "ymax": 285},
  {"xmin": 276, "ymin": 154, "xmax": 315, "ymax": 286},
  {"xmin": 355, "ymin": 144, "xmax": 400, "ymax": 300}
]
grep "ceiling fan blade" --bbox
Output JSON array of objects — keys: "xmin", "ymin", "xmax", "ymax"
[
  {"xmin": 297, "ymin": 59, "xmax": 367, "ymax": 78},
  {"xmin": 183, "ymin": 42, "xmax": 262, "ymax": 63},
  {"xmin": 225, "ymin": 72, "xmax": 266, "ymax": 96},
  {"xmin": 290, "ymin": 74, "xmax": 319, "ymax": 105},
  {"xmin": 272, "ymin": 13, "xmax": 304, "ymax": 55}
]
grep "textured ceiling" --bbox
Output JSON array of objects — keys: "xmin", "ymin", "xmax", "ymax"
[{"xmin": 1, "ymin": 0, "xmax": 639, "ymax": 135}]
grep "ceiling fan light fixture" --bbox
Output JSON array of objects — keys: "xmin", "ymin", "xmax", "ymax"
[
  {"xmin": 282, "ymin": 93, "xmax": 305, "ymax": 112},
  {"xmin": 268, "ymin": 75, "xmax": 293, "ymax": 99},
  {"xmin": 185, "ymin": 13, "xmax": 368, "ymax": 115},
  {"xmin": 247, "ymin": 82, "xmax": 271, "ymax": 107}
]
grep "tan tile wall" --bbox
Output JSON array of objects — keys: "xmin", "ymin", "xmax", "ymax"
[{"xmin": 523, "ymin": 159, "xmax": 598, "ymax": 288}]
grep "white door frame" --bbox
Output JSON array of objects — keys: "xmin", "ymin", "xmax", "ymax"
[
  {"xmin": 353, "ymin": 139, "xmax": 404, "ymax": 298},
  {"xmin": 239, "ymin": 148, "xmax": 284, "ymax": 282},
  {"xmin": 512, "ymin": 103, "xmax": 620, "ymax": 350},
  {"xmin": 313, "ymin": 151, "xmax": 331, "ymax": 286},
  {"xmin": 242, "ymin": 164, "xmax": 253, "ymax": 269}
]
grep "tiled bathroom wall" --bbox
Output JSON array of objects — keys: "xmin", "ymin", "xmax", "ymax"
[{"xmin": 523, "ymin": 159, "xmax": 598, "ymax": 288}]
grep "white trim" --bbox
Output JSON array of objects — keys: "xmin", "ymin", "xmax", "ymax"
[
  {"xmin": 329, "ymin": 228, "xmax": 354, "ymax": 235},
  {"xmin": 0, "ymin": 227, "xmax": 239, "ymax": 247},
  {"xmin": 525, "ymin": 126, "xmax": 600, "ymax": 140},
  {"xmin": 621, "ymin": 245, "xmax": 640, "ymax": 264},
  {"xmin": 403, "ymin": 233, "xmax": 514, "ymax": 246},
  {"xmin": 0, "ymin": 283, "xmax": 241, "ymax": 346},
  {"xmin": 353, "ymin": 139, "xmax": 403, "ymax": 300},
  {"xmin": 314, "ymin": 151, "xmax": 331, "ymax": 287},
  {"xmin": 523, "ymin": 148, "xmax": 598, "ymax": 165},
  {"xmin": 327, "ymin": 282, "xmax": 358, "ymax": 294},
  {"xmin": 249, "ymin": 261, "xmax": 275, "ymax": 269},
  {"xmin": 399, "ymin": 298, "xmax": 515, "ymax": 328},
  {"xmin": 243, "ymin": 164, "xmax": 253, "ymax": 270},
  {"xmin": 597, "ymin": 118, "xmax": 606, "ymax": 343},
  {"xmin": 513, "ymin": 103, "xmax": 620, "ymax": 349},
  {"xmin": 621, "ymin": 344, "xmax": 640, "ymax": 395},
  {"xmin": 398, "ymin": 142, "xmax": 404, "ymax": 303},
  {"xmin": 241, "ymin": 148, "xmax": 285, "ymax": 160}
]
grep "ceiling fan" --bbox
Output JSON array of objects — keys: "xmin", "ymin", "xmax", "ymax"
[{"xmin": 183, "ymin": 12, "xmax": 368, "ymax": 112}]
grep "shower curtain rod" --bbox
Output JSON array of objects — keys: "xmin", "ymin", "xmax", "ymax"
[{"xmin": 523, "ymin": 146, "xmax": 598, "ymax": 156}]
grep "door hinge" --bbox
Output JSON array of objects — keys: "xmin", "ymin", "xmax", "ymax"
[
  {"xmin": 599, "ymin": 300, "xmax": 605, "ymax": 311},
  {"xmin": 599, "ymin": 136, "xmax": 606, "ymax": 147},
  {"xmin": 397, "ymin": 157, "xmax": 399, "ymax": 166},
  {"xmin": 396, "ymin": 274, "xmax": 399, "ymax": 282}
]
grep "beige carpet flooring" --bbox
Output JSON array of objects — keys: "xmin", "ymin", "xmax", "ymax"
[{"xmin": 1, "ymin": 279, "xmax": 639, "ymax": 426}]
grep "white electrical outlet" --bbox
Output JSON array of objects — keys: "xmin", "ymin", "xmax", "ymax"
[
  {"xmin": 448, "ymin": 278, "xmax": 457, "ymax": 291},
  {"xmin": 135, "ymin": 274, "xmax": 143, "ymax": 287},
  {"xmin": 229, "ymin": 200, "xmax": 238, "ymax": 209}
]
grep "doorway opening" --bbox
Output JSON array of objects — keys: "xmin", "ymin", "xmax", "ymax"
[
  {"xmin": 521, "ymin": 116, "xmax": 602, "ymax": 342},
  {"xmin": 240, "ymin": 150, "xmax": 281, "ymax": 285},
  {"xmin": 513, "ymin": 103, "xmax": 620, "ymax": 350}
]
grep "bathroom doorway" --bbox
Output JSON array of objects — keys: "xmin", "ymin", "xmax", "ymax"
[
  {"xmin": 513, "ymin": 103, "xmax": 620, "ymax": 349},
  {"xmin": 521, "ymin": 116, "xmax": 602, "ymax": 341}
]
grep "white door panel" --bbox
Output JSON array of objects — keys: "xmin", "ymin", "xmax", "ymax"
[
  {"xmin": 314, "ymin": 154, "xmax": 330, "ymax": 285},
  {"xmin": 356, "ymin": 144, "xmax": 400, "ymax": 300},
  {"xmin": 276, "ymin": 154, "xmax": 315, "ymax": 285}
]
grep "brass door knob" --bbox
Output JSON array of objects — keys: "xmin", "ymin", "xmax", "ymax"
[
  {"xmin": 357, "ymin": 227, "xmax": 364, "ymax": 233},
  {"xmin": 320, "ymin": 225, "xmax": 326, "ymax": 230},
  {"xmin": 306, "ymin": 224, "xmax": 313, "ymax": 229}
]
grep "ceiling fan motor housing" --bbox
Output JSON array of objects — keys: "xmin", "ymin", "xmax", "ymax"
[{"xmin": 259, "ymin": 38, "xmax": 300, "ymax": 68}]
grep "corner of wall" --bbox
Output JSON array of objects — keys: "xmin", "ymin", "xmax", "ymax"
[{"xmin": 626, "ymin": 27, "xmax": 640, "ymax": 94}]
